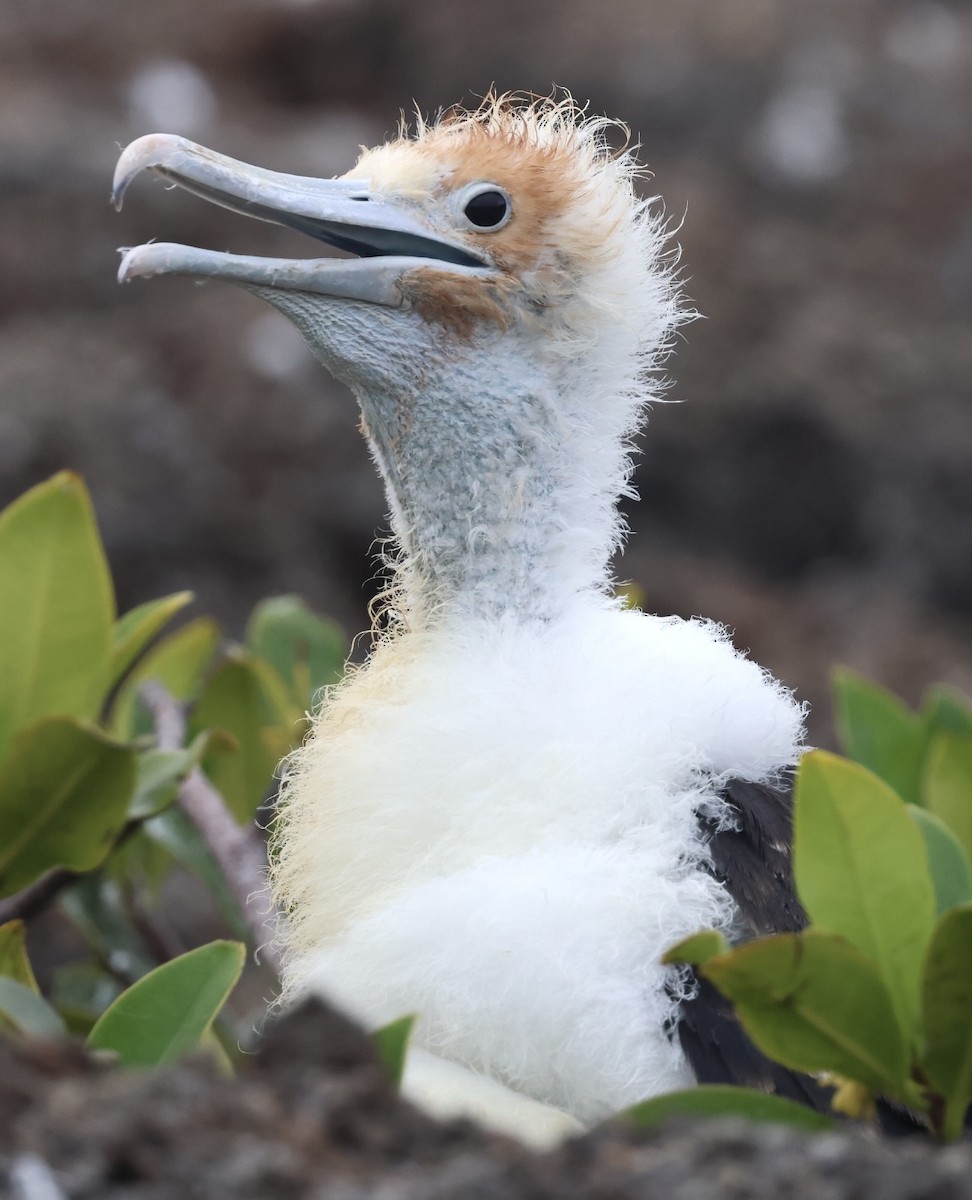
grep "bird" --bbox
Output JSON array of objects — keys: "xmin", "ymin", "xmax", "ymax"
[{"xmin": 113, "ymin": 93, "xmax": 818, "ymax": 1146}]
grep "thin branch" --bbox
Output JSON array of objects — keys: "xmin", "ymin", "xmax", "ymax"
[
  {"xmin": 0, "ymin": 866, "xmax": 78, "ymax": 927},
  {"xmin": 139, "ymin": 681, "xmax": 286, "ymax": 978},
  {"xmin": 121, "ymin": 877, "xmax": 184, "ymax": 965}
]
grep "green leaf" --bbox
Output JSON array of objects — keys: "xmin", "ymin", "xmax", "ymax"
[
  {"xmin": 86, "ymin": 940, "xmax": 245, "ymax": 1067},
  {"xmin": 129, "ymin": 750, "xmax": 194, "ymax": 821},
  {"xmin": 622, "ymin": 1084, "xmax": 834, "ymax": 1133},
  {"xmin": 144, "ymin": 809, "xmax": 249, "ymax": 940},
  {"xmin": 662, "ymin": 930, "xmax": 729, "ymax": 966},
  {"xmin": 110, "ymin": 617, "xmax": 220, "ymax": 740},
  {"xmin": 0, "ymin": 473, "xmax": 114, "ymax": 763},
  {"xmin": 0, "ymin": 977, "xmax": 67, "ymax": 1040},
  {"xmin": 246, "ymin": 654, "xmax": 306, "ymax": 740},
  {"xmin": 794, "ymin": 750, "xmax": 935, "ymax": 1040},
  {"xmin": 921, "ymin": 686, "xmax": 972, "ymax": 741},
  {"xmin": 907, "ymin": 806, "xmax": 972, "ymax": 916},
  {"xmin": 105, "ymin": 827, "xmax": 173, "ymax": 899},
  {"xmin": 0, "ymin": 920, "xmax": 38, "ymax": 991},
  {"xmin": 703, "ymin": 931, "xmax": 917, "ymax": 1103},
  {"xmin": 109, "ymin": 591, "xmax": 194, "ymax": 691},
  {"xmin": 0, "ymin": 718, "xmax": 137, "ymax": 896},
  {"xmin": 199, "ymin": 1024, "xmax": 236, "ymax": 1075},
  {"xmin": 128, "ymin": 733, "xmax": 214, "ymax": 821},
  {"xmin": 373, "ymin": 1013, "xmax": 416, "ymax": 1087},
  {"xmin": 923, "ymin": 733, "xmax": 972, "ymax": 863},
  {"xmin": 832, "ymin": 669, "xmax": 926, "ymax": 804},
  {"xmin": 191, "ymin": 655, "xmax": 285, "ymax": 823},
  {"xmin": 246, "ymin": 595, "xmax": 347, "ymax": 707},
  {"xmin": 921, "ymin": 904, "xmax": 972, "ymax": 1141}
]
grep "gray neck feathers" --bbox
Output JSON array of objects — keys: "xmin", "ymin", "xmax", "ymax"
[
  {"xmin": 257, "ymin": 291, "xmax": 634, "ymax": 627},
  {"xmin": 357, "ymin": 332, "xmax": 628, "ymax": 626}
]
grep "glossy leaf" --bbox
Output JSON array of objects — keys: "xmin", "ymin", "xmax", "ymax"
[
  {"xmin": 794, "ymin": 750, "xmax": 935, "ymax": 1039},
  {"xmin": 373, "ymin": 1014, "xmax": 416, "ymax": 1087},
  {"xmin": 662, "ymin": 930, "xmax": 729, "ymax": 966},
  {"xmin": 924, "ymin": 733, "xmax": 972, "ymax": 862},
  {"xmin": 191, "ymin": 655, "xmax": 285, "ymax": 823},
  {"xmin": 246, "ymin": 595, "xmax": 346, "ymax": 707},
  {"xmin": 833, "ymin": 668, "xmax": 926, "ymax": 804},
  {"xmin": 0, "ymin": 718, "xmax": 136, "ymax": 896},
  {"xmin": 128, "ymin": 733, "xmax": 214, "ymax": 821},
  {"xmin": 0, "ymin": 473, "xmax": 114, "ymax": 762},
  {"xmin": 110, "ymin": 617, "xmax": 220, "ymax": 739},
  {"xmin": 921, "ymin": 904, "xmax": 972, "ymax": 1141},
  {"xmin": 0, "ymin": 977, "xmax": 67, "ymax": 1040},
  {"xmin": 109, "ymin": 591, "xmax": 194, "ymax": 691},
  {"xmin": 623, "ymin": 1084, "xmax": 834, "ymax": 1132},
  {"xmin": 87, "ymin": 940, "xmax": 245, "ymax": 1067},
  {"xmin": 703, "ymin": 931, "xmax": 917, "ymax": 1103},
  {"xmin": 908, "ymin": 806, "xmax": 972, "ymax": 916}
]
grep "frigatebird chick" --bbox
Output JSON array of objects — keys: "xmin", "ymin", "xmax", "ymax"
[{"xmin": 114, "ymin": 94, "xmax": 807, "ymax": 1146}]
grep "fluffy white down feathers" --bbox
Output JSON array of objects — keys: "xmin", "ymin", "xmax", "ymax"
[{"xmin": 273, "ymin": 604, "xmax": 804, "ymax": 1123}]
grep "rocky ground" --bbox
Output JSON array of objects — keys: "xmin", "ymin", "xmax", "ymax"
[
  {"xmin": 2, "ymin": 0, "xmax": 971, "ymax": 738},
  {"xmin": 3, "ymin": 1002, "xmax": 972, "ymax": 1200}
]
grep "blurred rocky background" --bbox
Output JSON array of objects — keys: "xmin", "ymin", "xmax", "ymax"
[{"xmin": 2, "ymin": 0, "xmax": 971, "ymax": 739}]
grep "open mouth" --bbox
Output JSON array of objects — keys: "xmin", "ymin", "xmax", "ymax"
[{"xmin": 113, "ymin": 134, "xmax": 491, "ymax": 304}]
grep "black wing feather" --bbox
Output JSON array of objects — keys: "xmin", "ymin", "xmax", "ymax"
[
  {"xmin": 676, "ymin": 772, "xmax": 833, "ymax": 1111},
  {"xmin": 677, "ymin": 772, "xmax": 930, "ymax": 1132},
  {"xmin": 702, "ymin": 773, "xmax": 806, "ymax": 936}
]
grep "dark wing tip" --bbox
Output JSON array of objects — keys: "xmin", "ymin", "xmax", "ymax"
[{"xmin": 701, "ymin": 772, "xmax": 807, "ymax": 936}]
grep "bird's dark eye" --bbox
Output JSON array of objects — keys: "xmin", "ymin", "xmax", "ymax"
[{"xmin": 461, "ymin": 187, "xmax": 511, "ymax": 231}]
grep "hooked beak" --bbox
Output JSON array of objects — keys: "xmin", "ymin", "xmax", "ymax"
[{"xmin": 112, "ymin": 134, "xmax": 492, "ymax": 306}]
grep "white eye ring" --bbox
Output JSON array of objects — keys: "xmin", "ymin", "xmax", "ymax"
[{"xmin": 455, "ymin": 182, "xmax": 512, "ymax": 232}]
